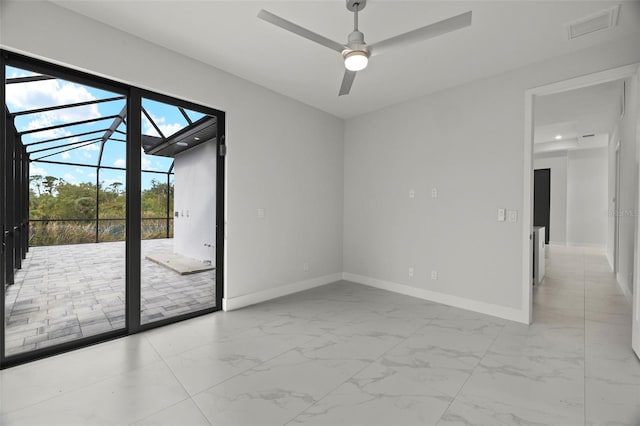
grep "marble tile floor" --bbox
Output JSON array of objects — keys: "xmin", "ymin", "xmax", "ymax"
[
  {"xmin": 1, "ymin": 246, "xmax": 638, "ymax": 425},
  {"xmin": 4, "ymin": 239, "xmax": 216, "ymax": 356}
]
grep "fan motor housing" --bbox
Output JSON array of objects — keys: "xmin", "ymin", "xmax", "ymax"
[{"xmin": 348, "ymin": 30, "xmax": 366, "ymax": 46}]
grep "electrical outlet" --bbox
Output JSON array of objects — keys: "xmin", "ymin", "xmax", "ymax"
[
  {"xmin": 431, "ymin": 188, "xmax": 438, "ymax": 198},
  {"xmin": 507, "ymin": 210, "xmax": 518, "ymax": 223},
  {"xmin": 408, "ymin": 267, "xmax": 414, "ymax": 278},
  {"xmin": 257, "ymin": 208, "xmax": 265, "ymax": 219},
  {"xmin": 431, "ymin": 270, "xmax": 438, "ymax": 280},
  {"xmin": 409, "ymin": 189, "xmax": 415, "ymax": 199}
]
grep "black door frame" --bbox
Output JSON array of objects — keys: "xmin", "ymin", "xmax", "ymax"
[
  {"xmin": 0, "ymin": 59, "xmax": 6, "ymax": 362},
  {"xmin": 1, "ymin": 50, "xmax": 225, "ymax": 368}
]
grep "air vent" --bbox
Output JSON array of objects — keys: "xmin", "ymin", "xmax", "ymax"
[
  {"xmin": 567, "ymin": 5, "xmax": 620, "ymax": 40},
  {"xmin": 582, "ymin": 134, "xmax": 595, "ymax": 138}
]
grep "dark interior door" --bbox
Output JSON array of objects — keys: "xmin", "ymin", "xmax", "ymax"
[{"xmin": 534, "ymin": 168, "xmax": 551, "ymax": 244}]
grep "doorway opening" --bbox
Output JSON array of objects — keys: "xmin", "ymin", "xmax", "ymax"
[{"xmin": 522, "ymin": 64, "xmax": 639, "ymax": 361}]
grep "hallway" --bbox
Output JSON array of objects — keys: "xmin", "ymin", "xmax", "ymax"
[{"xmin": 530, "ymin": 245, "xmax": 639, "ymax": 425}]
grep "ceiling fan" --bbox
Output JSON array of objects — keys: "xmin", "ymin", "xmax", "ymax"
[{"xmin": 258, "ymin": 0, "xmax": 472, "ymax": 96}]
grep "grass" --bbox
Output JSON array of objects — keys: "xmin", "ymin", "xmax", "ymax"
[{"xmin": 29, "ymin": 219, "xmax": 174, "ymax": 246}]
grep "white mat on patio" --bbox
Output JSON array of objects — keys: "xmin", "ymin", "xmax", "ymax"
[{"xmin": 145, "ymin": 252, "xmax": 215, "ymax": 275}]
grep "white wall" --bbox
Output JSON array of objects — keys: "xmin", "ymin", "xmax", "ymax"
[
  {"xmin": 174, "ymin": 141, "xmax": 217, "ymax": 263},
  {"xmin": 566, "ymin": 148, "xmax": 609, "ymax": 247},
  {"xmin": 2, "ymin": 1, "xmax": 639, "ymax": 322},
  {"xmin": 533, "ymin": 153, "xmax": 568, "ymax": 244},
  {"xmin": 607, "ymin": 129, "xmax": 619, "ymax": 268},
  {"xmin": 344, "ymin": 35, "xmax": 640, "ymax": 321},
  {"xmin": 533, "ymin": 148, "xmax": 609, "ymax": 249},
  {"xmin": 615, "ymin": 76, "xmax": 639, "ymax": 295},
  {"xmin": 0, "ymin": 1, "xmax": 345, "ymax": 307}
]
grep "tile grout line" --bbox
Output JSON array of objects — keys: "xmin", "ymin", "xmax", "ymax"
[
  {"xmin": 283, "ymin": 313, "xmax": 433, "ymax": 426},
  {"xmin": 282, "ymin": 312, "xmax": 449, "ymax": 426},
  {"xmin": 435, "ymin": 319, "xmax": 508, "ymax": 425},
  {"xmin": 126, "ymin": 314, "xmax": 324, "ymax": 424},
  {"xmin": 126, "ymin": 397, "xmax": 199, "ymax": 426},
  {"xmin": 249, "ymin": 306, "xmax": 396, "ymax": 426},
  {"xmin": 2, "ymin": 354, "xmax": 169, "ymax": 416},
  {"xmin": 129, "ymin": 332, "xmax": 201, "ymax": 425},
  {"xmin": 128, "ymin": 334, "xmax": 203, "ymax": 426},
  {"xmin": 185, "ymin": 329, "xmax": 325, "ymax": 420}
]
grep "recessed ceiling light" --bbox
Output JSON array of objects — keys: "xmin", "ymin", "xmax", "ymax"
[
  {"xmin": 177, "ymin": 142, "xmax": 189, "ymax": 146},
  {"xmin": 555, "ymin": 135, "xmax": 562, "ymax": 140}
]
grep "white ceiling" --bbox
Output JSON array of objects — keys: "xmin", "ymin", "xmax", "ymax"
[
  {"xmin": 534, "ymin": 79, "xmax": 623, "ymax": 153},
  {"xmin": 51, "ymin": 0, "xmax": 640, "ymax": 119}
]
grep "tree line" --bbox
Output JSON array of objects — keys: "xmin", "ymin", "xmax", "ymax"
[{"xmin": 29, "ymin": 174, "xmax": 173, "ymax": 220}]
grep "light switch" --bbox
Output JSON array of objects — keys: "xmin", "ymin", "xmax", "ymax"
[
  {"xmin": 409, "ymin": 189, "xmax": 415, "ymax": 199},
  {"xmin": 508, "ymin": 210, "xmax": 518, "ymax": 223},
  {"xmin": 498, "ymin": 208, "xmax": 506, "ymax": 222}
]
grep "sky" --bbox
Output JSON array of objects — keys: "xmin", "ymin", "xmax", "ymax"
[{"xmin": 5, "ymin": 66, "xmax": 206, "ymax": 191}]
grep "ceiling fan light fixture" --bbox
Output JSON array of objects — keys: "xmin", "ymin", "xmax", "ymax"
[
  {"xmin": 343, "ymin": 50, "xmax": 369, "ymax": 71},
  {"xmin": 258, "ymin": 1, "xmax": 472, "ymax": 96}
]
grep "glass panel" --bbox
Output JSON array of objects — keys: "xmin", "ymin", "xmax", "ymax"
[
  {"xmin": 28, "ymin": 163, "xmax": 97, "ymax": 246},
  {"xmin": 142, "ymin": 149, "xmax": 173, "ymax": 172},
  {"xmin": 140, "ymin": 97, "xmax": 216, "ymax": 325},
  {"xmin": 30, "ymin": 141, "xmax": 102, "ymax": 166},
  {"xmin": 141, "ymin": 171, "xmax": 172, "ymax": 239},
  {"xmin": 184, "ymin": 108, "xmax": 205, "ymax": 123},
  {"xmin": 4, "ymin": 65, "xmax": 127, "ymax": 357},
  {"xmin": 141, "ymin": 99, "xmax": 189, "ymax": 138},
  {"xmin": 22, "ymin": 131, "xmax": 104, "ymax": 148},
  {"xmin": 101, "ymin": 140, "xmax": 127, "ymax": 169},
  {"xmin": 98, "ymin": 168, "xmax": 126, "ymax": 242}
]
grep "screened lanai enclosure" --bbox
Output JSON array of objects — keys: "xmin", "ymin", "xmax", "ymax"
[{"xmin": 1, "ymin": 52, "xmax": 224, "ymax": 365}]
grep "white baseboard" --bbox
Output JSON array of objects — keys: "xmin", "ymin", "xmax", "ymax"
[
  {"xmin": 566, "ymin": 242, "xmax": 606, "ymax": 252},
  {"xmin": 616, "ymin": 272, "xmax": 633, "ymax": 305},
  {"xmin": 342, "ymin": 273, "xmax": 528, "ymax": 324},
  {"xmin": 606, "ymin": 253, "xmax": 615, "ymax": 273},
  {"xmin": 222, "ymin": 273, "xmax": 342, "ymax": 311},
  {"xmin": 223, "ymin": 271, "xmax": 529, "ymax": 323}
]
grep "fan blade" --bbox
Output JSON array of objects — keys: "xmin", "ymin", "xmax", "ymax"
[
  {"xmin": 258, "ymin": 9, "xmax": 346, "ymax": 53},
  {"xmin": 369, "ymin": 11, "xmax": 472, "ymax": 57},
  {"xmin": 339, "ymin": 70, "xmax": 357, "ymax": 96}
]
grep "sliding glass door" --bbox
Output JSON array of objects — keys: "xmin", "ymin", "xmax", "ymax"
[
  {"xmin": 2, "ymin": 59, "xmax": 129, "ymax": 359},
  {"xmin": 138, "ymin": 96, "xmax": 218, "ymax": 326},
  {"xmin": 1, "ymin": 51, "xmax": 225, "ymax": 368}
]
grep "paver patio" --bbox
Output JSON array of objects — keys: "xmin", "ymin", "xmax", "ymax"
[{"xmin": 4, "ymin": 239, "xmax": 216, "ymax": 356}]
